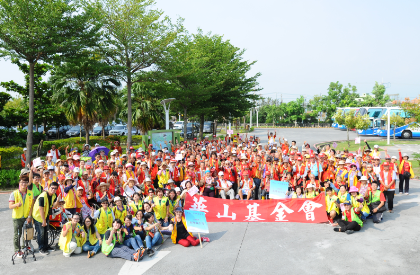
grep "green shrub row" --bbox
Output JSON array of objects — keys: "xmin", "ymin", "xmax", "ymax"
[
  {"xmin": 0, "ymin": 169, "xmax": 20, "ymax": 188},
  {"xmin": 0, "ymin": 135, "xmax": 144, "ymax": 171}
]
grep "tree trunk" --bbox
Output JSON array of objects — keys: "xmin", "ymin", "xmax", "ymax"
[
  {"xmin": 213, "ymin": 120, "xmax": 217, "ymax": 137},
  {"xmin": 126, "ymin": 77, "xmax": 133, "ymax": 147},
  {"xmin": 393, "ymin": 123, "xmax": 396, "ymax": 140},
  {"xmin": 85, "ymin": 128, "xmax": 90, "ymax": 144},
  {"xmin": 199, "ymin": 114, "xmax": 204, "ymax": 140},
  {"xmin": 347, "ymin": 128, "xmax": 350, "ymax": 147},
  {"xmin": 183, "ymin": 107, "xmax": 188, "ymax": 140},
  {"xmin": 243, "ymin": 116, "xmax": 245, "ymax": 128},
  {"xmin": 25, "ymin": 62, "xmax": 35, "ymax": 166},
  {"xmin": 56, "ymin": 123, "xmax": 59, "ymax": 139},
  {"xmin": 102, "ymin": 125, "xmax": 105, "ymax": 139}
]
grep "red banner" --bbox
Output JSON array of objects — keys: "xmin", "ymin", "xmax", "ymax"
[{"xmin": 184, "ymin": 193, "xmax": 328, "ymax": 223}]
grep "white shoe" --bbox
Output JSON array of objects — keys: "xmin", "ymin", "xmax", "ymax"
[{"xmin": 405, "ymin": 193, "xmax": 409, "ymax": 195}]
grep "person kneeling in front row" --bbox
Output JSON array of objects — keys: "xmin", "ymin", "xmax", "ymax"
[
  {"xmin": 58, "ymin": 213, "xmax": 85, "ymax": 257},
  {"xmin": 170, "ymin": 207, "xmax": 209, "ymax": 247}
]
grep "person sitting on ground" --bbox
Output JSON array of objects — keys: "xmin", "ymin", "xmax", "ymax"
[
  {"xmin": 152, "ymin": 188, "xmax": 169, "ymax": 227},
  {"xmin": 58, "ymin": 213, "xmax": 86, "ymax": 257},
  {"xmin": 170, "ymin": 207, "xmax": 209, "ymax": 247},
  {"xmin": 143, "ymin": 212, "xmax": 164, "ymax": 257},
  {"xmin": 129, "ymin": 192, "xmax": 143, "ymax": 216},
  {"xmin": 325, "ymin": 187, "xmax": 339, "ymax": 224},
  {"xmin": 91, "ymin": 199, "xmax": 114, "ymax": 238},
  {"xmin": 217, "ymin": 171, "xmax": 235, "ymax": 200},
  {"xmin": 305, "ymin": 183, "xmax": 318, "ymax": 198},
  {"xmin": 132, "ymin": 210, "xmax": 145, "ymax": 240},
  {"xmin": 288, "ymin": 186, "xmax": 305, "ymax": 198},
  {"xmin": 334, "ymin": 200, "xmax": 363, "ymax": 234},
  {"xmin": 368, "ymin": 182, "xmax": 387, "ymax": 223},
  {"xmin": 122, "ymin": 215, "xmax": 146, "ymax": 259},
  {"xmin": 101, "ymin": 219, "xmax": 143, "ymax": 262},
  {"xmin": 82, "ymin": 216, "xmax": 102, "ymax": 258},
  {"xmin": 349, "ymin": 186, "xmax": 370, "ymax": 221},
  {"xmin": 113, "ymin": 196, "xmax": 129, "ymax": 223}
]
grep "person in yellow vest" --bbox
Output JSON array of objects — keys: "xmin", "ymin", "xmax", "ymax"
[
  {"xmin": 349, "ymin": 186, "xmax": 370, "ymax": 221},
  {"xmin": 333, "ymin": 200, "xmax": 363, "ymax": 234},
  {"xmin": 91, "ymin": 198, "xmax": 115, "ymax": 238},
  {"xmin": 82, "ymin": 216, "xmax": 102, "ymax": 258},
  {"xmin": 398, "ymin": 149, "xmax": 415, "ymax": 195},
  {"xmin": 32, "ymin": 182, "xmax": 60, "ymax": 255},
  {"xmin": 152, "ymin": 188, "xmax": 169, "ymax": 226},
  {"xmin": 170, "ymin": 207, "xmax": 209, "ymax": 247},
  {"xmin": 325, "ymin": 187, "xmax": 339, "ymax": 224},
  {"xmin": 129, "ymin": 192, "xmax": 143, "ymax": 216},
  {"xmin": 368, "ymin": 182, "xmax": 387, "ymax": 223},
  {"xmin": 112, "ymin": 196, "xmax": 128, "ymax": 223},
  {"xmin": 63, "ymin": 176, "xmax": 83, "ymax": 215},
  {"xmin": 9, "ymin": 175, "xmax": 34, "ymax": 257},
  {"xmin": 157, "ymin": 163, "xmax": 170, "ymax": 188},
  {"xmin": 58, "ymin": 213, "xmax": 86, "ymax": 257}
]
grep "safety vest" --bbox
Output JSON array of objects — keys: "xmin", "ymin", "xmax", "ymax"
[
  {"xmin": 157, "ymin": 170, "xmax": 170, "ymax": 188},
  {"xmin": 32, "ymin": 192, "xmax": 56, "ymax": 223},
  {"xmin": 168, "ymin": 199, "xmax": 178, "ymax": 216},
  {"xmin": 344, "ymin": 208, "xmax": 363, "ymax": 227},
  {"xmin": 58, "ymin": 222, "xmax": 86, "ymax": 253},
  {"xmin": 87, "ymin": 226, "xmax": 98, "ymax": 245},
  {"xmin": 12, "ymin": 189, "xmax": 34, "ymax": 219},
  {"xmin": 64, "ymin": 187, "xmax": 83, "ymax": 209},
  {"xmin": 347, "ymin": 171, "xmax": 359, "ymax": 188},
  {"xmin": 153, "ymin": 196, "xmax": 168, "ymax": 220},
  {"xmin": 291, "ymin": 193, "xmax": 304, "ymax": 199},
  {"xmin": 350, "ymin": 195, "xmax": 370, "ymax": 214},
  {"xmin": 325, "ymin": 194, "xmax": 339, "ymax": 213},
  {"xmin": 337, "ymin": 192, "xmax": 349, "ymax": 203},
  {"xmin": 170, "ymin": 216, "xmax": 192, "ymax": 244},
  {"xmin": 370, "ymin": 190, "xmax": 382, "ymax": 203},
  {"xmin": 380, "ymin": 170, "xmax": 394, "ymax": 190},
  {"xmin": 113, "ymin": 205, "xmax": 128, "ymax": 223},
  {"xmin": 398, "ymin": 160, "xmax": 414, "ymax": 178},
  {"xmin": 305, "ymin": 191, "xmax": 318, "ymax": 199},
  {"xmin": 101, "ymin": 228, "xmax": 117, "ymax": 256},
  {"xmin": 96, "ymin": 208, "xmax": 114, "ymax": 235},
  {"xmin": 129, "ymin": 201, "xmax": 143, "ymax": 216}
]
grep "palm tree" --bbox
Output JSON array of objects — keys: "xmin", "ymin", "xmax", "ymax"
[
  {"xmin": 120, "ymin": 83, "xmax": 164, "ymax": 134},
  {"xmin": 51, "ymin": 59, "xmax": 120, "ymax": 143}
]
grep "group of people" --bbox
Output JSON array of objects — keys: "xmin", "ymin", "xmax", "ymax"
[{"xmin": 10, "ymin": 131, "xmax": 414, "ymax": 261}]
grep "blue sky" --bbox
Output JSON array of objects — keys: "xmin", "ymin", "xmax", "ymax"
[{"xmin": 1, "ymin": 0, "xmax": 419, "ymax": 102}]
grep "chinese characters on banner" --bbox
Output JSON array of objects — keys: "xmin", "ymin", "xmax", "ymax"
[
  {"xmin": 185, "ymin": 193, "xmax": 328, "ymax": 223},
  {"xmin": 269, "ymin": 180, "xmax": 290, "ymax": 199}
]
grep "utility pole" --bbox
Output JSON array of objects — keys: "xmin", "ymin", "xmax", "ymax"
[{"xmin": 249, "ymin": 108, "xmax": 253, "ymax": 128}]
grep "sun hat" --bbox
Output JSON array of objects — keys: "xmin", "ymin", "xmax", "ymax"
[{"xmin": 349, "ymin": 186, "xmax": 359, "ymax": 193}]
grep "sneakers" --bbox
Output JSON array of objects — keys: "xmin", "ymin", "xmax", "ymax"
[
  {"xmin": 147, "ymin": 248, "xmax": 154, "ymax": 257},
  {"xmin": 405, "ymin": 193, "xmax": 409, "ymax": 195},
  {"xmin": 133, "ymin": 250, "xmax": 141, "ymax": 262},
  {"xmin": 15, "ymin": 251, "xmax": 23, "ymax": 258},
  {"xmin": 346, "ymin": 230, "xmax": 354, "ymax": 235},
  {"xmin": 39, "ymin": 249, "xmax": 49, "ymax": 255},
  {"xmin": 333, "ymin": 228, "xmax": 340, "ymax": 232},
  {"xmin": 138, "ymin": 248, "xmax": 145, "ymax": 260},
  {"xmin": 87, "ymin": 251, "xmax": 95, "ymax": 258},
  {"xmin": 201, "ymin": 237, "xmax": 210, "ymax": 242},
  {"xmin": 389, "ymin": 210, "xmax": 393, "ymax": 213}
]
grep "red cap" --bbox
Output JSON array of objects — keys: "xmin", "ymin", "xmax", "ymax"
[
  {"xmin": 297, "ymin": 152, "xmax": 302, "ymax": 155},
  {"xmin": 58, "ymin": 174, "xmax": 65, "ymax": 180},
  {"xmin": 383, "ymin": 162, "xmax": 390, "ymax": 166},
  {"xmin": 290, "ymin": 152, "xmax": 295, "ymax": 155},
  {"xmin": 194, "ymin": 138, "xmax": 197, "ymax": 140},
  {"xmin": 310, "ymin": 154, "xmax": 315, "ymax": 158},
  {"xmin": 348, "ymin": 153, "xmax": 353, "ymax": 157},
  {"xmin": 104, "ymin": 166, "xmax": 110, "ymax": 170},
  {"xmin": 297, "ymin": 157, "xmax": 303, "ymax": 161},
  {"xmin": 242, "ymin": 171, "xmax": 249, "ymax": 176},
  {"xmin": 129, "ymin": 146, "xmax": 134, "ymax": 150},
  {"xmin": 86, "ymin": 165, "xmax": 92, "ymax": 169},
  {"xmin": 184, "ymin": 141, "xmax": 187, "ymax": 143},
  {"xmin": 319, "ymin": 153, "xmax": 325, "ymax": 158},
  {"xmin": 265, "ymin": 171, "xmax": 271, "ymax": 175},
  {"xmin": 213, "ymin": 135, "xmax": 216, "ymax": 137}
]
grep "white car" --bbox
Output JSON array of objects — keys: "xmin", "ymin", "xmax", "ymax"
[
  {"xmin": 173, "ymin": 121, "xmax": 184, "ymax": 130},
  {"xmin": 109, "ymin": 125, "xmax": 128, "ymax": 136}
]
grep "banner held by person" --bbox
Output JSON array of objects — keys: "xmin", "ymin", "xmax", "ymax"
[{"xmin": 185, "ymin": 193, "xmax": 328, "ymax": 223}]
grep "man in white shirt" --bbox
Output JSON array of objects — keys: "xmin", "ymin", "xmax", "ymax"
[
  {"xmin": 47, "ymin": 144, "xmax": 61, "ymax": 163},
  {"xmin": 217, "ymin": 171, "xmax": 235, "ymax": 200}
]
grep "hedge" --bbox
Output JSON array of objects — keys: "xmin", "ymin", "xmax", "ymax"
[
  {"xmin": 0, "ymin": 135, "xmax": 143, "ymax": 171},
  {"xmin": 0, "ymin": 169, "xmax": 20, "ymax": 188}
]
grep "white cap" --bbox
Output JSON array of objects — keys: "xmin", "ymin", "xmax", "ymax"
[
  {"xmin": 306, "ymin": 184, "xmax": 315, "ymax": 189},
  {"xmin": 151, "ymin": 152, "xmax": 156, "ymax": 156},
  {"xmin": 175, "ymin": 187, "xmax": 181, "ymax": 192},
  {"xmin": 95, "ymin": 143, "xmax": 100, "ymax": 146},
  {"xmin": 23, "ymin": 148, "xmax": 27, "ymax": 151},
  {"xmin": 168, "ymin": 179, "xmax": 174, "ymax": 183},
  {"xmin": 360, "ymin": 176, "xmax": 368, "ymax": 181},
  {"xmin": 77, "ymin": 186, "xmax": 84, "ymax": 191},
  {"xmin": 47, "ymin": 165, "xmax": 54, "ymax": 170},
  {"xmin": 110, "ymin": 151, "xmax": 116, "ymax": 155},
  {"xmin": 121, "ymin": 154, "xmax": 127, "ymax": 157},
  {"xmin": 224, "ymin": 150, "xmax": 228, "ymax": 153},
  {"xmin": 391, "ymin": 156, "xmax": 397, "ymax": 160},
  {"xmin": 356, "ymin": 154, "xmax": 362, "ymax": 158},
  {"xmin": 98, "ymin": 159, "xmax": 104, "ymax": 163},
  {"xmin": 145, "ymin": 177, "xmax": 151, "ymax": 182},
  {"xmin": 218, "ymin": 171, "xmax": 224, "ymax": 176},
  {"xmin": 165, "ymin": 156, "xmax": 171, "ymax": 160},
  {"xmin": 181, "ymin": 151, "xmax": 185, "ymax": 154},
  {"xmin": 284, "ymin": 138, "xmax": 287, "ymax": 141},
  {"xmin": 95, "ymin": 169, "xmax": 103, "ymax": 174},
  {"xmin": 141, "ymin": 162, "xmax": 147, "ymax": 166},
  {"xmin": 47, "ymin": 153, "xmax": 53, "ymax": 157},
  {"xmin": 73, "ymin": 167, "xmax": 80, "ymax": 172},
  {"xmin": 374, "ymin": 145, "xmax": 379, "ymax": 149},
  {"xmin": 114, "ymin": 197, "xmax": 121, "ymax": 202}
]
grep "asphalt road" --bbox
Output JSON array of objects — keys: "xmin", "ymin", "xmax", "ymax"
[{"xmin": 1, "ymin": 128, "xmax": 418, "ymax": 275}]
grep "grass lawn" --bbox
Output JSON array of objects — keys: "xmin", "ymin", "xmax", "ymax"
[{"xmin": 317, "ymin": 139, "xmax": 420, "ymax": 152}]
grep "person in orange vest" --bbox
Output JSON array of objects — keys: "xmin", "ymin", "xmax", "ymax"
[
  {"xmin": 378, "ymin": 162, "xmax": 397, "ymax": 213},
  {"xmin": 398, "ymin": 149, "xmax": 415, "ymax": 195},
  {"xmin": 21, "ymin": 148, "xmax": 27, "ymax": 167}
]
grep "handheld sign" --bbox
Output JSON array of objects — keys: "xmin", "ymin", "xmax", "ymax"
[
  {"xmin": 355, "ymin": 137, "xmax": 360, "ymax": 144},
  {"xmin": 33, "ymin": 157, "xmax": 42, "ymax": 168},
  {"xmin": 269, "ymin": 180, "xmax": 290, "ymax": 199},
  {"xmin": 187, "ymin": 185, "xmax": 199, "ymax": 197},
  {"xmin": 333, "ymin": 142, "xmax": 337, "ymax": 148},
  {"xmin": 184, "ymin": 210, "xmax": 209, "ymax": 248}
]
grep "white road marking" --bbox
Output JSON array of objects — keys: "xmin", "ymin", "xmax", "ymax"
[{"xmin": 118, "ymin": 251, "xmax": 171, "ymax": 275}]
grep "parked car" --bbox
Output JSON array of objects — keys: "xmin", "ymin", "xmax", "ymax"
[
  {"xmin": 173, "ymin": 121, "xmax": 183, "ymax": 130},
  {"xmin": 203, "ymin": 121, "xmax": 215, "ymax": 133},
  {"xmin": 109, "ymin": 125, "xmax": 128, "ymax": 136},
  {"xmin": 180, "ymin": 123, "xmax": 199, "ymax": 139},
  {"xmin": 47, "ymin": 125, "xmax": 71, "ymax": 138},
  {"xmin": 66, "ymin": 125, "xmax": 85, "ymax": 137},
  {"xmin": 90, "ymin": 125, "xmax": 112, "ymax": 136}
]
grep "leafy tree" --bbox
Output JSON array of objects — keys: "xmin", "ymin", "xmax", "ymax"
[
  {"xmin": 0, "ymin": 59, "xmax": 67, "ymax": 131},
  {"xmin": 0, "ymin": 97, "xmax": 27, "ymax": 127},
  {"xmin": 381, "ymin": 113, "xmax": 406, "ymax": 140},
  {"xmin": 89, "ymin": 0, "xmax": 182, "ymax": 146},
  {"xmin": 0, "ymin": 91, "xmax": 10, "ymax": 112},
  {"xmin": 0, "ymin": 0, "xmax": 101, "ymax": 164},
  {"xmin": 371, "ymin": 82, "xmax": 390, "ymax": 106},
  {"xmin": 394, "ymin": 96, "xmax": 420, "ymax": 122},
  {"xmin": 51, "ymin": 59, "xmax": 120, "ymax": 143}
]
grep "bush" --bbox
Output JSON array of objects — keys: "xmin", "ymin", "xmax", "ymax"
[
  {"xmin": 0, "ymin": 169, "xmax": 20, "ymax": 188},
  {"xmin": 0, "ymin": 128, "xmax": 45, "ymax": 147}
]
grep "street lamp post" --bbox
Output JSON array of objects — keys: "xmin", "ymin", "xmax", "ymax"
[
  {"xmin": 160, "ymin": 98, "xmax": 176, "ymax": 130},
  {"xmin": 249, "ymin": 108, "xmax": 253, "ymax": 129},
  {"xmin": 255, "ymin": 106, "xmax": 260, "ymax": 128},
  {"xmin": 387, "ymin": 107, "xmax": 390, "ymax": 145}
]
